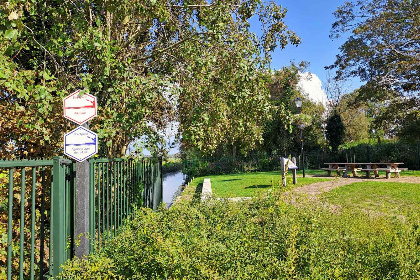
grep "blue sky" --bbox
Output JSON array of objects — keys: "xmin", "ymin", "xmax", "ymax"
[{"xmin": 252, "ymin": 0, "xmax": 363, "ymax": 93}]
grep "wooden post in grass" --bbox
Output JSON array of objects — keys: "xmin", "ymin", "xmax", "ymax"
[
  {"xmin": 281, "ymin": 157, "xmax": 286, "ymax": 187},
  {"xmin": 292, "ymin": 157, "xmax": 297, "ymax": 185}
]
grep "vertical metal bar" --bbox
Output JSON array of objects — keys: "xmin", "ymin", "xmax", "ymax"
[
  {"xmin": 39, "ymin": 167, "xmax": 46, "ymax": 280},
  {"xmin": 127, "ymin": 161, "xmax": 130, "ymax": 215},
  {"xmin": 89, "ymin": 161, "xmax": 95, "ymax": 253},
  {"xmin": 49, "ymin": 166, "xmax": 53, "ymax": 277},
  {"xmin": 119, "ymin": 161, "xmax": 123, "ymax": 223},
  {"xmin": 117, "ymin": 161, "xmax": 121, "ymax": 227},
  {"xmin": 122, "ymin": 161, "xmax": 125, "ymax": 219},
  {"xmin": 120, "ymin": 161, "xmax": 122, "ymax": 225},
  {"xmin": 129, "ymin": 160, "xmax": 132, "ymax": 215},
  {"xmin": 51, "ymin": 157, "xmax": 66, "ymax": 277},
  {"xmin": 30, "ymin": 167, "xmax": 36, "ymax": 280},
  {"xmin": 124, "ymin": 161, "xmax": 128, "ymax": 218},
  {"xmin": 144, "ymin": 160, "xmax": 147, "ymax": 208},
  {"xmin": 7, "ymin": 168, "xmax": 14, "ymax": 280},
  {"xmin": 129, "ymin": 161, "xmax": 131, "ymax": 213},
  {"xmin": 65, "ymin": 165, "xmax": 70, "ymax": 260},
  {"xmin": 160, "ymin": 157, "xmax": 163, "ymax": 206},
  {"xmin": 112, "ymin": 162, "xmax": 115, "ymax": 236},
  {"xmin": 69, "ymin": 164, "xmax": 75, "ymax": 260},
  {"xmin": 127, "ymin": 161, "xmax": 130, "ymax": 216},
  {"xmin": 106, "ymin": 163, "xmax": 109, "ymax": 242},
  {"xmin": 113, "ymin": 161, "xmax": 117, "ymax": 234},
  {"xmin": 101, "ymin": 163, "xmax": 105, "ymax": 246},
  {"xmin": 97, "ymin": 163, "xmax": 101, "ymax": 249},
  {"xmin": 20, "ymin": 168, "xmax": 26, "ymax": 279},
  {"xmin": 118, "ymin": 161, "xmax": 121, "ymax": 227}
]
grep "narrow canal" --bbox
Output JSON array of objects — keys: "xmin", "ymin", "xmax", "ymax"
[{"xmin": 162, "ymin": 171, "xmax": 185, "ymax": 207}]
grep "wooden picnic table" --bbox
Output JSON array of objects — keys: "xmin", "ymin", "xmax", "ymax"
[{"xmin": 323, "ymin": 162, "xmax": 406, "ymax": 178}]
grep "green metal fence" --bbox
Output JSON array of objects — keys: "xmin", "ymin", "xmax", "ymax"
[
  {"xmin": 1, "ymin": 156, "xmax": 162, "ymax": 279},
  {"xmin": 141, "ymin": 158, "xmax": 163, "ymax": 211}
]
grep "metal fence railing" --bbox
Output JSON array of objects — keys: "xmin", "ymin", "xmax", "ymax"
[{"xmin": 1, "ymin": 156, "xmax": 162, "ymax": 279}]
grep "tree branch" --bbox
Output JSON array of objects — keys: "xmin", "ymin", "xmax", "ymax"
[{"xmin": 22, "ymin": 23, "xmax": 61, "ymax": 74}]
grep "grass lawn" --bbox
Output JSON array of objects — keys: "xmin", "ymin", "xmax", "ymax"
[
  {"xmin": 188, "ymin": 170, "xmax": 332, "ymax": 198},
  {"xmin": 321, "ymin": 181, "xmax": 420, "ymax": 218},
  {"xmin": 400, "ymin": 169, "xmax": 420, "ymax": 176},
  {"xmin": 301, "ymin": 169, "xmax": 420, "ymax": 177}
]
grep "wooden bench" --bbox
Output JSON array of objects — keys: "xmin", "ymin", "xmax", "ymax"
[
  {"xmin": 361, "ymin": 167, "xmax": 408, "ymax": 178},
  {"xmin": 360, "ymin": 168, "xmax": 379, "ymax": 178},
  {"xmin": 325, "ymin": 162, "xmax": 406, "ymax": 179},
  {"xmin": 377, "ymin": 167, "xmax": 408, "ymax": 178},
  {"xmin": 321, "ymin": 167, "xmax": 346, "ymax": 177}
]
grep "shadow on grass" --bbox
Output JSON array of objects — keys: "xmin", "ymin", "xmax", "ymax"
[
  {"xmin": 221, "ymin": 179, "xmax": 242, "ymax": 182},
  {"xmin": 244, "ymin": 184, "xmax": 271, "ymax": 189},
  {"xmin": 311, "ymin": 174, "xmax": 331, "ymax": 178},
  {"xmin": 192, "ymin": 183, "xmax": 203, "ymax": 203}
]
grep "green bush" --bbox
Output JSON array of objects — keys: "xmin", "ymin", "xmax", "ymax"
[
  {"xmin": 162, "ymin": 160, "xmax": 182, "ymax": 174},
  {"xmin": 183, "ymin": 156, "xmax": 283, "ymax": 177},
  {"xmin": 58, "ymin": 254, "xmax": 121, "ymax": 279},
  {"xmin": 60, "ymin": 194, "xmax": 420, "ymax": 279}
]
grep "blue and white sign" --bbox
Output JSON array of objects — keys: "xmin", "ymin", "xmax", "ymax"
[{"xmin": 64, "ymin": 126, "xmax": 98, "ymax": 162}]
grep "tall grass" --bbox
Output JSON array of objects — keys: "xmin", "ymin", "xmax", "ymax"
[{"xmin": 59, "ymin": 190, "xmax": 420, "ymax": 279}]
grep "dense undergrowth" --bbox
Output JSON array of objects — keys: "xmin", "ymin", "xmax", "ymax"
[{"xmin": 59, "ymin": 191, "xmax": 420, "ymax": 279}]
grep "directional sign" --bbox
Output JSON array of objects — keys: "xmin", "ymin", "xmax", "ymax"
[
  {"xmin": 63, "ymin": 90, "xmax": 97, "ymax": 125},
  {"xmin": 64, "ymin": 126, "xmax": 98, "ymax": 162}
]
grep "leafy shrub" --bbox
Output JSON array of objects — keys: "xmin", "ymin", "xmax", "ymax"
[
  {"xmin": 58, "ymin": 254, "xmax": 121, "ymax": 279},
  {"xmin": 183, "ymin": 156, "xmax": 283, "ymax": 177},
  {"xmin": 60, "ymin": 193, "xmax": 420, "ymax": 279},
  {"xmin": 162, "ymin": 160, "xmax": 182, "ymax": 174}
]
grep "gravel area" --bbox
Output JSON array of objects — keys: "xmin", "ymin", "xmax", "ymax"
[{"xmin": 292, "ymin": 175, "xmax": 419, "ymax": 197}]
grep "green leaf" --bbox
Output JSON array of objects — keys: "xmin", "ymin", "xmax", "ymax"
[
  {"xmin": 42, "ymin": 71, "xmax": 53, "ymax": 81},
  {"xmin": 4, "ymin": 46, "xmax": 14, "ymax": 56},
  {"xmin": 5, "ymin": 29, "xmax": 18, "ymax": 40}
]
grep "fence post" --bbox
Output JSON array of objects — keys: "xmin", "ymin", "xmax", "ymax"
[
  {"xmin": 51, "ymin": 157, "xmax": 67, "ymax": 277},
  {"xmin": 152, "ymin": 158, "xmax": 163, "ymax": 210},
  {"xmin": 89, "ymin": 160, "xmax": 95, "ymax": 253},
  {"xmin": 280, "ymin": 157, "xmax": 286, "ymax": 187}
]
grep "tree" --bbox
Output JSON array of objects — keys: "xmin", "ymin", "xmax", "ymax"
[
  {"xmin": 326, "ymin": 112, "xmax": 345, "ymax": 151},
  {"xmin": 1, "ymin": 0, "xmax": 300, "ymax": 158},
  {"xmin": 329, "ymin": 0, "xmax": 419, "ymax": 143},
  {"xmin": 335, "ymin": 90, "xmax": 370, "ymax": 144},
  {"xmin": 329, "ymin": 0, "xmax": 419, "ymax": 94},
  {"xmin": 262, "ymin": 63, "xmax": 325, "ymax": 156}
]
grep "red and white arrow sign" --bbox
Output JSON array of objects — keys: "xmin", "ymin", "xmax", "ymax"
[{"xmin": 63, "ymin": 90, "xmax": 97, "ymax": 125}]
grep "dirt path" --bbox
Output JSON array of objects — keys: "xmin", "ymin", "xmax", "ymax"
[{"xmin": 292, "ymin": 175, "xmax": 420, "ymax": 197}]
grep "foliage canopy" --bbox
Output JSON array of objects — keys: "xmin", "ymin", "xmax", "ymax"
[
  {"xmin": 0, "ymin": 0, "xmax": 300, "ymax": 158},
  {"xmin": 329, "ymin": 0, "xmax": 419, "ymax": 143}
]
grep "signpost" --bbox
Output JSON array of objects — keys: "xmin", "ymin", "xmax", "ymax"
[
  {"xmin": 280, "ymin": 157, "xmax": 298, "ymax": 187},
  {"xmin": 63, "ymin": 90, "xmax": 97, "ymax": 125},
  {"xmin": 63, "ymin": 89, "xmax": 98, "ymax": 258},
  {"xmin": 64, "ymin": 126, "xmax": 98, "ymax": 162}
]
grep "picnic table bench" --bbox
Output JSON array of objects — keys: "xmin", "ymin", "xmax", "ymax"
[
  {"xmin": 321, "ymin": 167, "xmax": 347, "ymax": 177},
  {"xmin": 323, "ymin": 163, "xmax": 407, "ymax": 178}
]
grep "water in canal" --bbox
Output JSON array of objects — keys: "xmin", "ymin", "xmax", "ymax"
[{"xmin": 162, "ymin": 171, "xmax": 186, "ymax": 207}]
